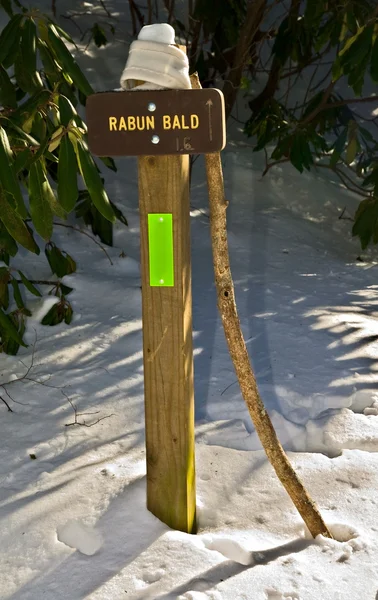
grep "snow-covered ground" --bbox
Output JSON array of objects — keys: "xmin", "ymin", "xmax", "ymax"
[{"xmin": 1, "ymin": 2, "xmax": 378, "ymax": 599}]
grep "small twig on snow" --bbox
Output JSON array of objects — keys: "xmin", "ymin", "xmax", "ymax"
[
  {"xmin": 338, "ymin": 206, "xmax": 354, "ymax": 221},
  {"xmin": 62, "ymin": 390, "xmax": 114, "ymax": 427},
  {"xmin": 0, "ymin": 395, "xmax": 12, "ymax": 412},
  {"xmin": 0, "ymin": 334, "xmax": 66, "ymax": 411}
]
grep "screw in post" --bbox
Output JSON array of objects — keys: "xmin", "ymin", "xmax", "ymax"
[
  {"xmin": 151, "ymin": 135, "xmax": 160, "ymax": 144},
  {"xmin": 148, "ymin": 102, "xmax": 157, "ymax": 112}
]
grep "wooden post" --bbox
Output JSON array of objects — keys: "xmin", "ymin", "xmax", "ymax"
[
  {"xmin": 138, "ymin": 153, "xmax": 196, "ymax": 533},
  {"xmin": 85, "ymin": 73, "xmax": 225, "ymax": 535}
]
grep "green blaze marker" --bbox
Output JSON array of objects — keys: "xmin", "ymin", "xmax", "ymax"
[{"xmin": 148, "ymin": 213, "xmax": 174, "ymax": 287}]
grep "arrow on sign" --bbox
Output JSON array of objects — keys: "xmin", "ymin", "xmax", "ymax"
[{"xmin": 206, "ymin": 99, "xmax": 213, "ymax": 141}]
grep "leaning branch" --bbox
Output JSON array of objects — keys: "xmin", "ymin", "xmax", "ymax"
[
  {"xmin": 192, "ymin": 73, "xmax": 333, "ymax": 540},
  {"xmin": 323, "ymin": 95, "xmax": 378, "ymax": 110}
]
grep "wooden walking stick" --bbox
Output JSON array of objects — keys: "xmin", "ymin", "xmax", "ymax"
[{"xmin": 191, "ymin": 73, "xmax": 332, "ymax": 540}]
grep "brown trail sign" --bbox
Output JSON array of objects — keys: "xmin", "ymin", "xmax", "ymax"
[
  {"xmin": 86, "ymin": 88, "xmax": 226, "ymax": 157},
  {"xmin": 86, "ymin": 86, "xmax": 226, "ymax": 534}
]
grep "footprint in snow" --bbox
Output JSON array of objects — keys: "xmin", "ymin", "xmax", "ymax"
[
  {"xmin": 178, "ymin": 591, "xmax": 222, "ymax": 600},
  {"xmin": 266, "ymin": 590, "xmax": 300, "ymax": 600},
  {"xmin": 56, "ymin": 519, "xmax": 103, "ymax": 556}
]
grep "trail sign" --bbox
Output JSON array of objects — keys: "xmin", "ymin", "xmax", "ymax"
[
  {"xmin": 86, "ymin": 88, "xmax": 226, "ymax": 156},
  {"xmin": 85, "ymin": 70, "xmax": 227, "ymax": 532}
]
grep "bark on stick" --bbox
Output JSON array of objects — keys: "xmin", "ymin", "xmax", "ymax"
[{"xmin": 191, "ymin": 73, "xmax": 333, "ymax": 540}]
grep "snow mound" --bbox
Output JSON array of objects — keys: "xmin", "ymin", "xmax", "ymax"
[
  {"xmin": 29, "ymin": 296, "xmax": 60, "ymax": 324},
  {"xmin": 306, "ymin": 408, "xmax": 378, "ymax": 454},
  {"xmin": 56, "ymin": 519, "xmax": 103, "ymax": 556},
  {"xmin": 364, "ymin": 400, "xmax": 378, "ymax": 416},
  {"xmin": 203, "ymin": 534, "xmax": 253, "ymax": 565}
]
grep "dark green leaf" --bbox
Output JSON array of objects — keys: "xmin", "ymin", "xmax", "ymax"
[
  {"xmin": 18, "ymin": 271, "xmax": 42, "ymax": 297},
  {"xmin": 370, "ymin": 35, "xmax": 378, "ymax": 82},
  {"xmin": 0, "ymin": 65, "xmax": 16, "ymax": 108},
  {"xmin": 0, "ymin": 0, "xmax": 14, "ymax": 17},
  {"xmin": 45, "ymin": 243, "xmax": 61, "ymax": 276},
  {"xmin": 21, "ymin": 18, "xmax": 37, "ymax": 74},
  {"xmin": 0, "ymin": 13, "xmax": 23, "ymax": 65},
  {"xmin": 64, "ymin": 304, "xmax": 73, "ymax": 324},
  {"xmin": 99, "ymin": 156, "xmax": 117, "ymax": 172},
  {"xmin": 15, "ymin": 41, "xmax": 43, "ymax": 95},
  {"xmin": 300, "ymin": 137, "xmax": 313, "ymax": 171},
  {"xmin": 14, "ymin": 89, "xmax": 51, "ymax": 122},
  {"xmin": 315, "ymin": 19, "xmax": 335, "ymax": 52},
  {"xmin": 51, "ymin": 24, "xmax": 75, "ymax": 45},
  {"xmin": 0, "ymin": 283, "xmax": 9, "ymax": 309},
  {"xmin": 91, "ymin": 206, "xmax": 113, "ymax": 245},
  {"xmin": 45, "ymin": 243, "xmax": 75, "ymax": 278},
  {"xmin": 1, "ymin": 336, "xmax": 20, "ymax": 355},
  {"xmin": 41, "ymin": 302, "xmax": 63, "ymax": 326},
  {"xmin": 347, "ymin": 47, "xmax": 371, "ymax": 96},
  {"xmin": 0, "ymin": 126, "xmax": 28, "ymax": 218},
  {"xmin": 359, "ymin": 125, "xmax": 375, "ymax": 145},
  {"xmin": 0, "ymin": 250, "xmax": 10, "ymax": 265},
  {"xmin": 32, "ymin": 112, "xmax": 47, "ymax": 142},
  {"xmin": 0, "ymin": 188, "xmax": 39, "ymax": 253},
  {"xmin": 92, "ymin": 23, "xmax": 108, "ymax": 48},
  {"xmin": 352, "ymin": 196, "xmax": 378, "ymax": 249},
  {"xmin": 58, "ymin": 136, "xmax": 78, "ymax": 212},
  {"xmin": 60, "ymin": 283, "xmax": 73, "ymax": 296},
  {"xmin": 0, "ymin": 267, "xmax": 9, "ymax": 309},
  {"xmin": 14, "ymin": 52, "xmax": 31, "ymax": 92},
  {"xmin": 346, "ymin": 12, "xmax": 358, "ymax": 36},
  {"xmin": 47, "ymin": 24, "xmax": 94, "ymax": 97},
  {"xmin": 0, "ymin": 307, "xmax": 27, "ymax": 346},
  {"xmin": 29, "ymin": 161, "xmax": 54, "ymax": 240},
  {"xmin": 10, "ymin": 278, "xmax": 24, "ymax": 309},
  {"xmin": 14, "ymin": 148, "xmax": 32, "ymax": 174},
  {"xmin": 0, "ymin": 309, "xmax": 25, "ymax": 354},
  {"xmin": 38, "ymin": 39, "xmax": 60, "ymax": 82},
  {"xmin": 346, "ymin": 137, "xmax": 358, "ymax": 165},
  {"xmin": 76, "ymin": 141, "xmax": 115, "ymax": 222},
  {"xmin": 64, "ymin": 253, "xmax": 76, "ymax": 274},
  {"xmin": 271, "ymin": 135, "xmax": 292, "ymax": 160},
  {"xmin": 304, "ymin": 0, "xmax": 323, "ymax": 25},
  {"xmin": 42, "ymin": 160, "xmax": 66, "ymax": 218},
  {"xmin": 110, "ymin": 200, "xmax": 128, "ymax": 226},
  {"xmin": 58, "ymin": 95, "xmax": 77, "ymax": 127},
  {"xmin": 290, "ymin": 136, "xmax": 304, "ymax": 173},
  {"xmin": 0, "ymin": 221, "xmax": 17, "ymax": 256},
  {"xmin": 330, "ymin": 127, "xmax": 348, "ymax": 167},
  {"xmin": 339, "ymin": 25, "xmax": 373, "ymax": 72}
]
